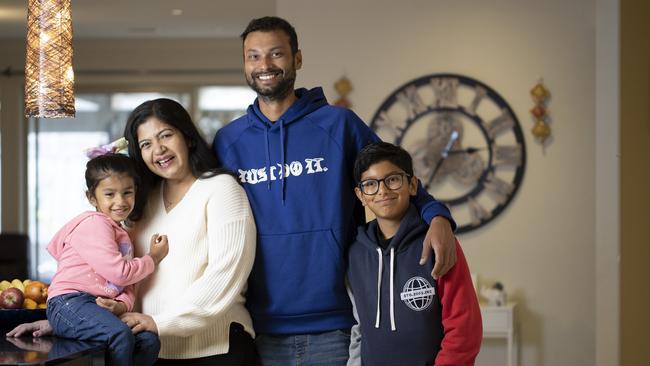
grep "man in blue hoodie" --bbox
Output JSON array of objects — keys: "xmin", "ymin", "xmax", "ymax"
[{"xmin": 213, "ymin": 16, "xmax": 458, "ymax": 365}]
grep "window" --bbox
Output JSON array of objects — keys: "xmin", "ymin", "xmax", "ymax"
[{"xmin": 196, "ymin": 86, "xmax": 257, "ymax": 142}]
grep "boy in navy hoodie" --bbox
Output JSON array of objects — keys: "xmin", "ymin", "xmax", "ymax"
[{"xmin": 348, "ymin": 142, "xmax": 482, "ymax": 366}]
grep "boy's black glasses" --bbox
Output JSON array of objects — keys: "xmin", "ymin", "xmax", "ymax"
[{"xmin": 358, "ymin": 173, "xmax": 410, "ymax": 195}]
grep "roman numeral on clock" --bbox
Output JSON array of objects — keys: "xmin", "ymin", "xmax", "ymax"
[{"xmin": 397, "ymin": 85, "xmax": 427, "ymax": 120}]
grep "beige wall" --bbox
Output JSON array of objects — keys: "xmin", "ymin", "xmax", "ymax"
[
  {"xmin": 278, "ymin": 0, "xmax": 598, "ymax": 365},
  {"xmin": 620, "ymin": 0, "xmax": 650, "ymax": 365}
]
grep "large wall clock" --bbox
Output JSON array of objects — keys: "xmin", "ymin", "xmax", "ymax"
[{"xmin": 369, "ymin": 73, "xmax": 526, "ymax": 234}]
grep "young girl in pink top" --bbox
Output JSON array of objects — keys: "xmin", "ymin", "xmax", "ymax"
[{"xmin": 46, "ymin": 153, "xmax": 168, "ymax": 366}]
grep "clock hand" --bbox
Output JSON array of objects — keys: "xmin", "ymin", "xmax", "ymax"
[
  {"xmin": 424, "ymin": 130, "xmax": 459, "ymax": 190},
  {"xmin": 425, "ymin": 157, "xmax": 445, "ymax": 191},
  {"xmin": 448, "ymin": 146, "xmax": 488, "ymax": 155}
]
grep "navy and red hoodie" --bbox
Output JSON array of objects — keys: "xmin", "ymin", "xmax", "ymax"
[
  {"xmin": 347, "ymin": 205, "xmax": 481, "ymax": 366},
  {"xmin": 213, "ymin": 87, "xmax": 454, "ymax": 335}
]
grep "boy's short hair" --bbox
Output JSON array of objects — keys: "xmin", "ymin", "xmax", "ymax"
[
  {"xmin": 354, "ymin": 142, "xmax": 414, "ymax": 183},
  {"xmin": 241, "ymin": 16, "xmax": 299, "ymax": 55}
]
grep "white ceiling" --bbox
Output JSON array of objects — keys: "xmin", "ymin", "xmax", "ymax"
[{"xmin": 0, "ymin": 0, "xmax": 276, "ymax": 39}]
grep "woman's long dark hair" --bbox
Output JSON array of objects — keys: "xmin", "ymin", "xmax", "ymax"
[{"xmin": 123, "ymin": 98, "xmax": 231, "ymax": 221}]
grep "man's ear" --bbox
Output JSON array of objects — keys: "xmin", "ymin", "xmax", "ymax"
[
  {"xmin": 354, "ymin": 187, "xmax": 366, "ymax": 206},
  {"xmin": 409, "ymin": 176, "xmax": 419, "ymax": 196},
  {"xmin": 294, "ymin": 49, "xmax": 303, "ymax": 70},
  {"xmin": 86, "ymin": 191, "xmax": 98, "ymax": 208}
]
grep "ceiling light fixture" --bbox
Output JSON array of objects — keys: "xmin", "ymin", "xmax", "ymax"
[{"xmin": 24, "ymin": 0, "xmax": 75, "ymax": 118}]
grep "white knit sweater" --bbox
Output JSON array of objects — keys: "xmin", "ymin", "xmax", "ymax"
[{"xmin": 130, "ymin": 174, "xmax": 256, "ymax": 359}]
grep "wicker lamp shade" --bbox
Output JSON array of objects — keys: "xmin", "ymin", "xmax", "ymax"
[{"xmin": 25, "ymin": 0, "xmax": 75, "ymax": 118}]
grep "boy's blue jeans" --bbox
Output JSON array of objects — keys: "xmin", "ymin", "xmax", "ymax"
[
  {"xmin": 255, "ymin": 329, "xmax": 351, "ymax": 366},
  {"xmin": 47, "ymin": 292, "xmax": 160, "ymax": 366}
]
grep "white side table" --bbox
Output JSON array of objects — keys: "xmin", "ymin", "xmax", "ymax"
[{"xmin": 480, "ymin": 302, "xmax": 517, "ymax": 366}]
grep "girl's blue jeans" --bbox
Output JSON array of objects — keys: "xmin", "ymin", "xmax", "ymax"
[{"xmin": 47, "ymin": 292, "xmax": 160, "ymax": 366}]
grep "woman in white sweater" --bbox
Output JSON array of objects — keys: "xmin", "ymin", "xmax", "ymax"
[
  {"xmin": 120, "ymin": 98, "xmax": 257, "ymax": 365},
  {"xmin": 9, "ymin": 99, "xmax": 257, "ymax": 365}
]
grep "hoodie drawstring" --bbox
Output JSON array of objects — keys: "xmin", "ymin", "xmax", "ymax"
[
  {"xmin": 389, "ymin": 247, "xmax": 396, "ymax": 331},
  {"xmin": 280, "ymin": 120, "xmax": 286, "ymax": 204},
  {"xmin": 264, "ymin": 127, "xmax": 271, "ymax": 190},
  {"xmin": 261, "ymin": 119, "xmax": 287, "ymax": 201},
  {"xmin": 375, "ymin": 248, "xmax": 383, "ymax": 328},
  {"xmin": 375, "ymin": 247, "xmax": 397, "ymax": 331}
]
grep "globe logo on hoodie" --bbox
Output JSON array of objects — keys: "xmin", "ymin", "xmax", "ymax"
[{"xmin": 400, "ymin": 276, "xmax": 435, "ymax": 311}]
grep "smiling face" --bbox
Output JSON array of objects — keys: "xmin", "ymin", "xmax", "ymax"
[
  {"xmin": 355, "ymin": 160, "xmax": 418, "ymax": 224},
  {"xmin": 136, "ymin": 117, "xmax": 192, "ymax": 183},
  {"xmin": 243, "ymin": 30, "xmax": 302, "ymax": 101},
  {"xmin": 87, "ymin": 173, "xmax": 135, "ymax": 223}
]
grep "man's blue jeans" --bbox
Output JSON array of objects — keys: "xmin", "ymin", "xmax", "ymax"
[
  {"xmin": 255, "ymin": 329, "xmax": 351, "ymax": 366},
  {"xmin": 47, "ymin": 292, "xmax": 160, "ymax": 366}
]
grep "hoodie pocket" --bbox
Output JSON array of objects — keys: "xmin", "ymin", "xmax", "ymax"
[{"xmin": 248, "ymin": 229, "xmax": 350, "ymax": 317}]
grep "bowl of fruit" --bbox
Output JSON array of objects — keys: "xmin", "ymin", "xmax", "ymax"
[{"xmin": 0, "ymin": 279, "xmax": 48, "ymax": 332}]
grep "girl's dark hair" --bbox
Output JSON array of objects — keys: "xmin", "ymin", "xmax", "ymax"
[
  {"xmin": 85, "ymin": 153, "xmax": 140, "ymax": 220},
  {"xmin": 353, "ymin": 142, "xmax": 414, "ymax": 183},
  {"xmin": 123, "ymin": 98, "xmax": 230, "ymax": 221}
]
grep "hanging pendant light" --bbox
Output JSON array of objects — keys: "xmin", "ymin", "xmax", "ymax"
[{"xmin": 24, "ymin": 0, "xmax": 75, "ymax": 118}]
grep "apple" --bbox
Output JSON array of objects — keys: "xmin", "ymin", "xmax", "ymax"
[
  {"xmin": 24, "ymin": 281, "xmax": 48, "ymax": 304},
  {"xmin": 0, "ymin": 287, "xmax": 24, "ymax": 309}
]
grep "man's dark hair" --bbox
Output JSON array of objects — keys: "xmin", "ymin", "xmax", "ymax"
[
  {"xmin": 354, "ymin": 142, "xmax": 414, "ymax": 183},
  {"xmin": 241, "ymin": 16, "xmax": 299, "ymax": 55}
]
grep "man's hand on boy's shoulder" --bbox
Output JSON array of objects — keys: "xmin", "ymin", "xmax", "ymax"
[{"xmin": 420, "ymin": 216, "xmax": 456, "ymax": 279}]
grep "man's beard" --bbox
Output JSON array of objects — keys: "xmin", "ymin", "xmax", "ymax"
[{"xmin": 247, "ymin": 68, "xmax": 296, "ymax": 102}]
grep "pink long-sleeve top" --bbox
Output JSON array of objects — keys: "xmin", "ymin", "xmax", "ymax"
[{"xmin": 46, "ymin": 211, "xmax": 155, "ymax": 311}]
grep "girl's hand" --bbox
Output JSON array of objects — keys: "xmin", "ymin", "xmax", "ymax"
[
  {"xmin": 120, "ymin": 312, "xmax": 158, "ymax": 335},
  {"xmin": 148, "ymin": 233, "xmax": 169, "ymax": 265},
  {"xmin": 96, "ymin": 297, "xmax": 128, "ymax": 316},
  {"xmin": 6, "ymin": 319, "xmax": 53, "ymax": 337}
]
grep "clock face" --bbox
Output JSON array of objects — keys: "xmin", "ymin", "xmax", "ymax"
[{"xmin": 369, "ymin": 73, "xmax": 526, "ymax": 234}]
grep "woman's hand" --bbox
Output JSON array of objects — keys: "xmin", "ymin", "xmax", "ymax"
[
  {"xmin": 120, "ymin": 312, "xmax": 158, "ymax": 335},
  {"xmin": 6, "ymin": 319, "xmax": 53, "ymax": 337},
  {"xmin": 96, "ymin": 297, "xmax": 128, "ymax": 316}
]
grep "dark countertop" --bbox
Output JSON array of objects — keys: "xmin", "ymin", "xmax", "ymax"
[
  {"xmin": 0, "ymin": 336, "xmax": 104, "ymax": 365},
  {"xmin": 0, "ymin": 309, "xmax": 104, "ymax": 365}
]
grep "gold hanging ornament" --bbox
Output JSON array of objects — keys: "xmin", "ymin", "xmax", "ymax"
[
  {"xmin": 529, "ymin": 79, "xmax": 550, "ymax": 146},
  {"xmin": 25, "ymin": 0, "xmax": 75, "ymax": 118},
  {"xmin": 333, "ymin": 76, "xmax": 353, "ymax": 108}
]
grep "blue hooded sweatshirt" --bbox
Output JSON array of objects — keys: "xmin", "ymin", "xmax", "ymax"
[
  {"xmin": 347, "ymin": 205, "xmax": 443, "ymax": 366},
  {"xmin": 213, "ymin": 87, "xmax": 453, "ymax": 334}
]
